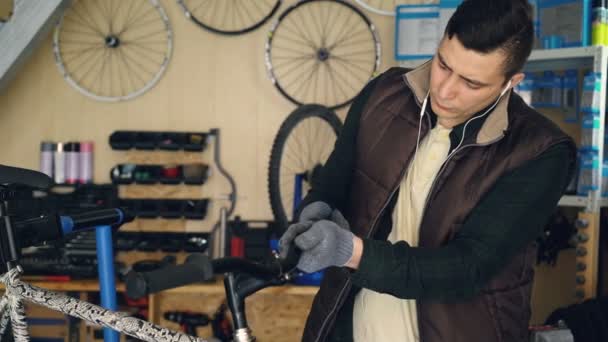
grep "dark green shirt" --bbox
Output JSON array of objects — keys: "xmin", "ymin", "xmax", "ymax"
[{"xmin": 302, "ymin": 77, "xmax": 573, "ymax": 339}]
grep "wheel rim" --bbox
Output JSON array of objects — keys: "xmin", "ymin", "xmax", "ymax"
[
  {"xmin": 53, "ymin": 0, "xmax": 173, "ymax": 102},
  {"xmin": 353, "ymin": 0, "xmax": 416, "ymax": 16},
  {"xmin": 177, "ymin": 0, "xmax": 282, "ymax": 35},
  {"xmin": 269, "ymin": 106, "xmax": 342, "ymax": 226},
  {"xmin": 266, "ymin": 0, "xmax": 381, "ymax": 110}
]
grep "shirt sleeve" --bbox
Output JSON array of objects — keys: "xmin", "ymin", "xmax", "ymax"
[{"xmin": 350, "ymin": 142, "xmax": 574, "ymax": 300}]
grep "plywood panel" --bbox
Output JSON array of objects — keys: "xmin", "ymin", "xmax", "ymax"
[{"xmin": 150, "ymin": 283, "xmax": 317, "ymax": 342}]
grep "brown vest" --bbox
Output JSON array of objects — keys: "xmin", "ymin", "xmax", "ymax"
[{"xmin": 302, "ymin": 64, "xmax": 575, "ymax": 342}]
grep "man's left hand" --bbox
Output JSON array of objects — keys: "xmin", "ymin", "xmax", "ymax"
[{"xmin": 294, "ymin": 219, "xmax": 355, "ymax": 273}]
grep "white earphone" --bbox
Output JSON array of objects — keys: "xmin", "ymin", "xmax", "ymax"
[
  {"xmin": 412, "ymin": 78, "xmax": 513, "ymax": 180},
  {"xmin": 500, "ymin": 80, "xmax": 512, "ymax": 97}
]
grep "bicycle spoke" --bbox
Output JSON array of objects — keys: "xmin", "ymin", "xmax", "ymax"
[
  {"xmin": 54, "ymin": 0, "xmax": 172, "ymax": 101},
  {"xmin": 269, "ymin": 106, "xmax": 342, "ymax": 225},
  {"xmin": 266, "ymin": 0, "xmax": 380, "ymax": 109}
]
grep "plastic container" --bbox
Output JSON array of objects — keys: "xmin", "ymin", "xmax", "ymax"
[
  {"xmin": 577, "ymin": 150, "xmax": 600, "ymax": 196},
  {"xmin": 40, "ymin": 141, "xmax": 55, "ymax": 179},
  {"xmin": 581, "ymin": 72, "xmax": 601, "ymax": 114},
  {"xmin": 562, "ymin": 70, "xmax": 579, "ymax": 122},
  {"xmin": 65, "ymin": 142, "xmax": 80, "ymax": 184},
  {"xmin": 515, "ymin": 74, "xmax": 534, "ymax": 106},
  {"xmin": 79, "ymin": 141, "xmax": 94, "ymax": 184},
  {"xmin": 581, "ymin": 113, "xmax": 601, "ymax": 151},
  {"xmin": 54, "ymin": 142, "xmax": 66, "ymax": 184},
  {"xmin": 592, "ymin": 0, "xmax": 608, "ymax": 46},
  {"xmin": 602, "ymin": 160, "xmax": 608, "ymax": 197}
]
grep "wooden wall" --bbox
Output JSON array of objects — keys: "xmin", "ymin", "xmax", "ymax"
[
  {"xmin": 0, "ymin": 0, "xmax": 582, "ymax": 329},
  {"xmin": 0, "ymin": 0, "xmax": 404, "ymax": 223}
]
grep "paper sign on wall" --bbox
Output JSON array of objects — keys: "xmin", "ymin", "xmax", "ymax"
[{"xmin": 395, "ymin": 5, "xmax": 439, "ymax": 61}]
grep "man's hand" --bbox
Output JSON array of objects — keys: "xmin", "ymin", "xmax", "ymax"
[
  {"xmin": 294, "ymin": 219, "xmax": 354, "ymax": 274},
  {"xmin": 279, "ymin": 201, "xmax": 331, "ymax": 258}
]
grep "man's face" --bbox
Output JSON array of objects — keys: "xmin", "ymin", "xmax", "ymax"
[{"xmin": 429, "ymin": 35, "xmax": 521, "ymax": 127}]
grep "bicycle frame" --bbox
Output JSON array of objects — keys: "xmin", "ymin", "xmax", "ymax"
[{"xmin": 0, "ymin": 267, "xmax": 208, "ymax": 342}]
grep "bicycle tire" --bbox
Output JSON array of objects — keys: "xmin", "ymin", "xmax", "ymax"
[
  {"xmin": 53, "ymin": 0, "xmax": 173, "ymax": 102},
  {"xmin": 268, "ymin": 104, "xmax": 342, "ymax": 232},
  {"xmin": 177, "ymin": 0, "xmax": 282, "ymax": 35},
  {"xmin": 354, "ymin": 0, "xmax": 433, "ymax": 16},
  {"xmin": 265, "ymin": 0, "xmax": 381, "ymax": 110}
]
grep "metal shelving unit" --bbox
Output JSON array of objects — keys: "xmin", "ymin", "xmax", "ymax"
[{"xmin": 528, "ymin": 46, "xmax": 608, "ymax": 301}]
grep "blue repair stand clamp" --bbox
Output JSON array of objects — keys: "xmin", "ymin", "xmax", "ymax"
[
  {"xmin": 292, "ymin": 174, "xmax": 324, "ymax": 286},
  {"xmin": 96, "ymin": 225, "xmax": 119, "ymax": 342}
]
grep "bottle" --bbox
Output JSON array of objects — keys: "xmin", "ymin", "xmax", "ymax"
[
  {"xmin": 581, "ymin": 72, "xmax": 601, "ymax": 115},
  {"xmin": 577, "ymin": 150, "xmax": 600, "ymax": 196},
  {"xmin": 548, "ymin": 71, "xmax": 562, "ymax": 107},
  {"xmin": 79, "ymin": 141, "xmax": 94, "ymax": 184},
  {"xmin": 562, "ymin": 70, "xmax": 578, "ymax": 122},
  {"xmin": 592, "ymin": 0, "xmax": 608, "ymax": 46},
  {"xmin": 515, "ymin": 73, "xmax": 534, "ymax": 106},
  {"xmin": 581, "ymin": 113, "xmax": 601, "ymax": 151},
  {"xmin": 65, "ymin": 142, "xmax": 80, "ymax": 184},
  {"xmin": 603, "ymin": 160, "xmax": 608, "ymax": 197},
  {"xmin": 40, "ymin": 141, "xmax": 55, "ymax": 179},
  {"xmin": 54, "ymin": 142, "xmax": 66, "ymax": 184}
]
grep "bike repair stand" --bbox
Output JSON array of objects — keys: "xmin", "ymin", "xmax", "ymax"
[{"xmin": 96, "ymin": 225, "xmax": 119, "ymax": 342}]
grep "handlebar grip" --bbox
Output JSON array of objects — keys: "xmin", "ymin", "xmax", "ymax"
[
  {"xmin": 281, "ymin": 244, "xmax": 301, "ymax": 273},
  {"xmin": 125, "ymin": 254, "xmax": 213, "ymax": 299}
]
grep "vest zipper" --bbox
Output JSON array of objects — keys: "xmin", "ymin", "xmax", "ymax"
[
  {"xmin": 421, "ymin": 135, "xmax": 505, "ymax": 223},
  {"xmin": 314, "ymin": 103, "xmax": 432, "ymax": 342}
]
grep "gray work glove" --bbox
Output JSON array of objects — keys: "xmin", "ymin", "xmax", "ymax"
[
  {"xmin": 294, "ymin": 219, "xmax": 354, "ymax": 274},
  {"xmin": 278, "ymin": 201, "xmax": 349, "ymax": 259}
]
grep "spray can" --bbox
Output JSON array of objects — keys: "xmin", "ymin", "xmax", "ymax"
[
  {"xmin": 65, "ymin": 142, "xmax": 80, "ymax": 184},
  {"xmin": 54, "ymin": 142, "xmax": 66, "ymax": 184},
  {"xmin": 79, "ymin": 141, "xmax": 94, "ymax": 184},
  {"xmin": 40, "ymin": 141, "xmax": 55, "ymax": 179},
  {"xmin": 592, "ymin": 0, "xmax": 608, "ymax": 46}
]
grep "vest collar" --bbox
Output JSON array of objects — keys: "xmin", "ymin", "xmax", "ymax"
[{"xmin": 403, "ymin": 60, "xmax": 510, "ymax": 145}]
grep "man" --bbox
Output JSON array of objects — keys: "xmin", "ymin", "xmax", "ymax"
[{"xmin": 279, "ymin": 1, "xmax": 577, "ymax": 341}]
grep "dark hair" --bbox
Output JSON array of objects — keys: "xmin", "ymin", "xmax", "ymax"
[{"xmin": 445, "ymin": 0, "xmax": 534, "ymax": 80}]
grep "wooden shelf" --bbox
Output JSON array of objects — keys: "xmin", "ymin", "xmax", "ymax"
[
  {"xmin": 120, "ymin": 218, "xmax": 210, "ymax": 233},
  {"xmin": 119, "ymin": 184, "xmax": 205, "ymax": 199},
  {"xmin": 117, "ymin": 150, "xmax": 206, "ymax": 164},
  {"xmin": 158, "ymin": 279, "xmax": 319, "ymax": 296},
  {"xmin": 2, "ymin": 279, "xmax": 126, "ymax": 292},
  {"xmin": 2, "ymin": 278, "xmax": 316, "ymax": 296}
]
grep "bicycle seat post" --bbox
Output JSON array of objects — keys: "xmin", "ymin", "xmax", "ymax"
[
  {"xmin": 0, "ymin": 199, "xmax": 19, "ymax": 270},
  {"xmin": 224, "ymin": 273, "xmax": 255, "ymax": 342}
]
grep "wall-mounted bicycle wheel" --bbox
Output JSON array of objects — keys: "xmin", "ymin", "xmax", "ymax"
[
  {"xmin": 265, "ymin": 0, "xmax": 381, "ymax": 110},
  {"xmin": 268, "ymin": 104, "xmax": 342, "ymax": 232},
  {"xmin": 53, "ymin": 0, "xmax": 173, "ymax": 102},
  {"xmin": 177, "ymin": 0, "xmax": 282, "ymax": 35}
]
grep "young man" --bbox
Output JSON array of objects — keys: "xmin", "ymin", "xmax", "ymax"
[{"xmin": 279, "ymin": 1, "xmax": 577, "ymax": 341}]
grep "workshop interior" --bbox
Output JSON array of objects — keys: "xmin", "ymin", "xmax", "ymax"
[{"xmin": 0, "ymin": 0, "xmax": 608, "ymax": 341}]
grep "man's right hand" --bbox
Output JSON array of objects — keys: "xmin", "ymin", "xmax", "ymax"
[
  {"xmin": 279, "ymin": 201, "xmax": 350, "ymax": 259},
  {"xmin": 279, "ymin": 201, "xmax": 331, "ymax": 258}
]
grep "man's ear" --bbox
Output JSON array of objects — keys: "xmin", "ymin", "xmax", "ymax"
[{"xmin": 508, "ymin": 72, "xmax": 526, "ymax": 89}]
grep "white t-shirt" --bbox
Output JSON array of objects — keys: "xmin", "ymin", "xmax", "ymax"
[{"xmin": 353, "ymin": 123, "xmax": 452, "ymax": 342}]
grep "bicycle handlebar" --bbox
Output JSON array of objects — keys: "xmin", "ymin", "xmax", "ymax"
[{"xmin": 126, "ymin": 245, "xmax": 301, "ymax": 299}]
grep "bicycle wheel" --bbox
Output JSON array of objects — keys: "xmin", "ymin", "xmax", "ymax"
[
  {"xmin": 353, "ymin": 0, "xmax": 416, "ymax": 16},
  {"xmin": 268, "ymin": 104, "xmax": 342, "ymax": 232},
  {"xmin": 177, "ymin": 0, "xmax": 282, "ymax": 35},
  {"xmin": 53, "ymin": 0, "xmax": 173, "ymax": 102},
  {"xmin": 265, "ymin": 0, "xmax": 380, "ymax": 110}
]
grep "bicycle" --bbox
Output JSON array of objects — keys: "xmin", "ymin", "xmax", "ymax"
[{"xmin": 0, "ymin": 164, "xmax": 300, "ymax": 342}]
